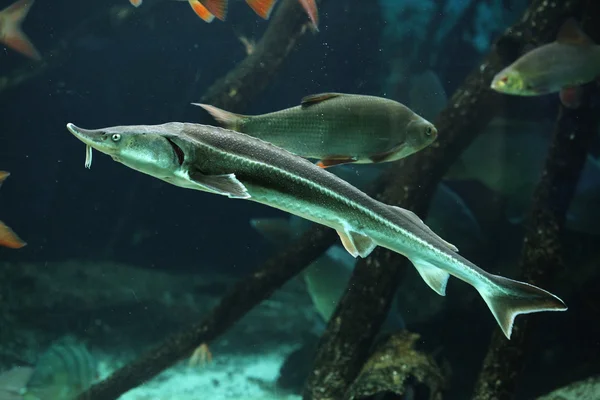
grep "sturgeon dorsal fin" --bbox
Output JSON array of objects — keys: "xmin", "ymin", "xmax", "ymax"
[
  {"xmin": 391, "ymin": 205, "xmax": 459, "ymax": 252},
  {"xmin": 557, "ymin": 18, "xmax": 592, "ymax": 45},
  {"xmin": 188, "ymin": 169, "xmax": 250, "ymax": 199},
  {"xmin": 301, "ymin": 93, "xmax": 343, "ymax": 107},
  {"xmin": 336, "ymin": 228, "xmax": 377, "ymax": 258}
]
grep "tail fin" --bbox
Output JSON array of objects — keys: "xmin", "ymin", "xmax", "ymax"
[
  {"xmin": 129, "ymin": 0, "xmax": 142, "ymax": 7},
  {"xmin": 298, "ymin": 0, "xmax": 318, "ymax": 30},
  {"xmin": 0, "ymin": 0, "xmax": 40, "ymax": 60},
  {"xmin": 191, "ymin": 103, "xmax": 246, "ymax": 131},
  {"xmin": 245, "ymin": 0, "xmax": 277, "ymax": 20},
  {"xmin": 477, "ymin": 275, "xmax": 567, "ymax": 339},
  {"xmin": 0, "ymin": 220, "xmax": 26, "ymax": 249},
  {"xmin": 199, "ymin": 0, "xmax": 227, "ymax": 21},
  {"xmin": 188, "ymin": 0, "xmax": 215, "ymax": 22}
]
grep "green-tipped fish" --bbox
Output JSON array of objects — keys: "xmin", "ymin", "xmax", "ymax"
[
  {"xmin": 491, "ymin": 18, "xmax": 600, "ymax": 108},
  {"xmin": 193, "ymin": 93, "xmax": 437, "ymax": 168},
  {"xmin": 66, "ymin": 121, "xmax": 567, "ymax": 339}
]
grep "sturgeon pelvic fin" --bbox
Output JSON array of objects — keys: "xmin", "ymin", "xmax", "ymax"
[
  {"xmin": 476, "ymin": 274, "xmax": 567, "ymax": 339},
  {"xmin": 188, "ymin": 170, "xmax": 250, "ymax": 199},
  {"xmin": 336, "ymin": 228, "xmax": 376, "ymax": 258}
]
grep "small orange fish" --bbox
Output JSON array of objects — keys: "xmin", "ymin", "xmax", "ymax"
[
  {"xmin": 0, "ymin": 0, "xmax": 40, "ymax": 60},
  {"xmin": 0, "ymin": 172, "xmax": 26, "ymax": 249},
  {"xmin": 128, "ymin": 0, "xmax": 318, "ymax": 29}
]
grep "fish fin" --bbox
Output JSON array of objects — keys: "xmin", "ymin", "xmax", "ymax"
[
  {"xmin": 250, "ymin": 218, "xmax": 295, "ymax": 245},
  {"xmin": 298, "ymin": 0, "xmax": 318, "ymax": 30},
  {"xmin": 245, "ymin": 0, "xmax": 277, "ymax": 20},
  {"xmin": 191, "ymin": 103, "xmax": 246, "ymax": 131},
  {"xmin": 336, "ymin": 228, "xmax": 377, "ymax": 258},
  {"xmin": 390, "ymin": 205, "xmax": 459, "ymax": 252},
  {"xmin": 556, "ymin": 18, "xmax": 593, "ymax": 45},
  {"xmin": 188, "ymin": 0, "xmax": 215, "ymax": 22},
  {"xmin": 129, "ymin": 0, "xmax": 142, "ymax": 7},
  {"xmin": 0, "ymin": 366, "xmax": 34, "ymax": 397},
  {"xmin": 0, "ymin": 221, "xmax": 26, "ymax": 249},
  {"xmin": 199, "ymin": 0, "xmax": 226, "ymax": 20},
  {"xmin": 476, "ymin": 274, "xmax": 567, "ymax": 339},
  {"xmin": 188, "ymin": 170, "xmax": 250, "ymax": 199},
  {"xmin": 316, "ymin": 156, "xmax": 358, "ymax": 168},
  {"xmin": 301, "ymin": 93, "xmax": 343, "ymax": 107},
  {"xmin": 0, "ymin": 0, "xmax": 40, "ymax": 60},
  {"xmin": 0, "ymin": 171, "xmax": 9, "ymax": 187},
  {"xmin": 369, "ymin": 144, "xmax": 406, "ymax": 164},
  {"xmin": 408, "ymin": 257, "xmax": 449, "ymax": 296},
  {"xmin": 559, "ymin": 86, "xmax": 583, "ymax": 109}
]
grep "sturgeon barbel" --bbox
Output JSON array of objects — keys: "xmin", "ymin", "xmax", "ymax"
[{"xmin": 66, "ymin": 122, "xmax": 567, "ymax": 339}]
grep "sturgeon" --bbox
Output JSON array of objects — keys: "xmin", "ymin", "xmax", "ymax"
[{"xmin": 66, "ymin": 122, "xmax": 567, "ymax": 339}]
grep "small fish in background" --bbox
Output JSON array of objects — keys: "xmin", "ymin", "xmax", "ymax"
[
  {"xmin": 200, "ymin": 0, "xmax": 319, "ymax": 30},
  {"xmin": 490, "ymin": 18, "xmax": 600, "ymax": 109},
  {"xmin": 0, "ymin": 338, "xmax": 98, "ymax": 400},
  {"xmin": 128, "ymin": 0, "xmax": 215, "ymax": 23},
  {"xmin": 0, "ymin": 172, "xmax": 26, "ymax": 249},
  {"xmin": 194, "ymin": 93, "xmax": 438, "ymax": 168},
  {"xmin": 445, "ymin": 117, "xmax": 600, "ymax": 234},
  {"xmin": 0, "ymin": 0, "xmax": 40, "ymax": 60}
]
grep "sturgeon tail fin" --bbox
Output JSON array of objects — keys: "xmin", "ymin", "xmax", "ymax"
[
  {"xmin": 477, "ymin": 274, "xmax": 567, "ymax": 339},
  {"xmin": 192, "ymin": 103, "xmax": 246, "ymax": 131}
]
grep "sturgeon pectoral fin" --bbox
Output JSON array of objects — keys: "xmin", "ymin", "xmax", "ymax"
[
  {"xmin": 301, "ymin": 93, "xmax": 343, "ymax": 107},
  {"xmin": 391, "ymin": 205, "xmax": 459, "ymax": 252},
  {"xmin": 336, "ymin": 228, "xmax": 376, "ymax": 258},
  {"xmin": 188, "ymin": 170, "xmax": 250, "ymax": 199},
  {"xmin": 316, "ymin": 156, "xmax": 358, "ymax": 168},
  {"xmin": 409, "ymin": 257, "xmax": 449, "ymax": 296}
]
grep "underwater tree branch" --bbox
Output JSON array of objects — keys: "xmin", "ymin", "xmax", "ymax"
[
  {"xmin": 302, "ymin": 0, "xmax": 588, "ymax": 398},
  {"xmin": 472, "ymin": 2, "xmax": 600, "ymax": 399},
  {"xmin": 76, "ymin": 225, "xmax": 337, "ymax": 400},
  {"xmin": 199, "ymin": 0, "xmax": 324, "ymax": 111}
]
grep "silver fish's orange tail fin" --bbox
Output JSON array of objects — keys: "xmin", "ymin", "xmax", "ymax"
[
  {"xmin": 0, "ymin": 220, "xmax": 26, "ymax": 249},
  {"xmin": 246, "ymin": 0, "xmax": 277, "ymax": 20},
  {"xmin": 192, "ymin": 103, "xmax": 247, "ymax": 131},
  {"xmin": 476, "ymin": 274, "xmax": 567, "ymax": 339},
  {"xmin": 188, "ymin": 0, "xmax": 215, "ymax": 22},
  {"xmin": 0, "ymin": 0, "xmax": 40, "ymax": 60}
]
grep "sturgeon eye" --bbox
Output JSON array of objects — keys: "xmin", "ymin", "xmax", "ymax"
[{"xmin": 111, "ymin": 134, "xmax": 121, "ymax": 142}]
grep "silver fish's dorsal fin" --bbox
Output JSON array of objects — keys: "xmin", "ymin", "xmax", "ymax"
[
  {"xmin": 391, "ymin": 206, "xmax": 459, "ymax": 252},
  {"xmin": 336, "ymin": 228, "xmax": 377, "ymax": 258},
  {"xmin": 188, "ymin": 170, "xmax": 250, "ymax": 199},
  {"xmin": 301, "ymin": 93, "xmax": 343, "ymax": 107},
  {"xmin": 408, "ymin": 257, "xmax": 450, "ymax": 296},
  {"xmin": 557, "ymin": 18, "xmax": 593, "ymax": 46}
]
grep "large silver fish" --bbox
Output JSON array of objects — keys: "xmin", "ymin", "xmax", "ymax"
[{"xmin": 66, "ymin": 122, "xmax": 567, "ymax": 339}]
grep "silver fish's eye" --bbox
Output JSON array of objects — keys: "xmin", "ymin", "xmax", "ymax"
[
  {"xmin": 425, "ymin": 127, "xmax": 432, "ymax": 136},
  {"xmin": 111, "ymin": 134, "xmax": 121, "ymax": 142}
]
